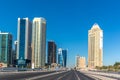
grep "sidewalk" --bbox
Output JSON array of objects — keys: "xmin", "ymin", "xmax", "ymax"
[{"xmin": 79, "ymin": 70, "xmax": 120, "ymax": 80}]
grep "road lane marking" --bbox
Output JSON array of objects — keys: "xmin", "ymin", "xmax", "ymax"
[
  {"xmin": 74, "ymin": 71, "xmax": 80, "ymax": 80},
  {"xmin": 57, "ymin": 71, "xmax": 71, "ymax": 80},
  {"xmin": 24, "ymin": 71, "xmax": 68, "ymax": 80}
]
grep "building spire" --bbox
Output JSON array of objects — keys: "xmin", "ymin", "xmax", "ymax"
[{"xmin": 91, "ymin": 23, "xmax": 101, "ymax": 30}]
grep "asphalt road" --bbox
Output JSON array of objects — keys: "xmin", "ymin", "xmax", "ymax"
[
  {"xmin": 0, "ymin": 71, "xmax": 55, "ymax": 80},
  {"xmin": 35, "ymin": 70, "xmax": 95, "ymax": 80},
  {"xmin": 0, "ymin": 70, "xmax": 96, "ymax": 80}
]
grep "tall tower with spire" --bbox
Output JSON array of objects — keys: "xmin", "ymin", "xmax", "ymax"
[{"xmin": 88, "ymin": 23, "xmax": 103, "ymax": 69}]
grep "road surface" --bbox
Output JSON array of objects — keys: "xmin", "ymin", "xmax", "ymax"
[
  {"xmin": 0, "ymin": 71, "xmax": 55, "ymax": 80},
  {"xmin": 0, "ymin": 70, "xmax": 95, "ymax": 80},
  {"xmin": 35, "ymin": 70, "xmax": 95, "ymax": 80}
]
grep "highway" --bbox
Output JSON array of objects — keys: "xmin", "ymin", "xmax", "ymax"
[
  {"xmin": 0, "ymin": 71, "xmax": 55, "ymax": 80},
  {"xmin": 0, "ymin": 70, "xmax": 96, "ymax": 80},
  {"xmin": 34, "ymin": 70, "xmax": 95, "ymax": 80}
]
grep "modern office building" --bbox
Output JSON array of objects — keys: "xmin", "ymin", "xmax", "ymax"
[
  {"xmin": 88, "ymin": 23, "xmax": 103, "ymax": 69},
  {"xmin": 58, "ymin": 48, "xmax": 67, "ymax": 67},
  {"xmin": 17, "ymin": 18, "xmax": 32, "ymax": 67},
  {"xmin": 0, "ymin": 32, "xmax": 12, "ymax": 67},
  {"xmin": 32, "ymin": 17, "xmax": 46, "ymax": 68},
  {"xmin": 48, "ymin": 41, "xmax": 57, "ymax": 65},
  {"xmin": 76, "ymin": 55, "xmax": 86, "ymax": 70}
]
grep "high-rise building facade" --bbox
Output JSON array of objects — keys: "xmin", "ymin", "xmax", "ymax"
[
  {"xmin": 14, "ymin": 41, "xmax": 18, "ymax": 57},
  {"xmin": 58, "ymin": 48, "xmax": 67, "ymax": 67},
  {"xmin": 88, "ymin": 23, "xmax": 103, "ymax": 69},
  {"xmin": 32, "ymin": 17, "xmax": 46, "ymax": 68},
  {"xmin": 17, "ymin": 18, "xmax": 32, "ymax": 67},
  {"xmin": 0, "ymin": 32, "xmax": 12, "ymax": 67},
  {"xmin": 12, "ymin": 41, "xmax": 17, "ymax": 66},
  {"xmin": 76, "ymin": 55, "xmax": 86, "ymax": 70},
  {"xmin": 48, "ymin": 41, "xmax": 57, "ymax": 65},
  {"xmin": 58, "ymin": 48, "xmax": 63, "ymax": 67}
]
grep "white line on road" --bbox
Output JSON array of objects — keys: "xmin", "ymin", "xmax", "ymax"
[
  {"xmin": 74, "ymin": 71, "xmax": 80, "ymax": 80},
  {"xmin": 57, "ymin": 71, "xmax": 71, "ymax": 80},
  {"xmin": 25, "ymin": 71, "xmax": 68, "ymax": 80}
]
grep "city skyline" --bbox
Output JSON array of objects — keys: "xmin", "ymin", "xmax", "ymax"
[{"xmin": 0, "ymin": 0, "xmax": 120, "ymax": 67}]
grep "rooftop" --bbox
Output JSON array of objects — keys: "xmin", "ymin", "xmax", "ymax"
[{"xmin": 91, "ymin": 23, "xmax": 101, "ymax": 30}]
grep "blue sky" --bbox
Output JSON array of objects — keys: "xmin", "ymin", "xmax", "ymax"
[{"xmin": 0, "ymin": 0, "xmax": 120, "ymax": 67}]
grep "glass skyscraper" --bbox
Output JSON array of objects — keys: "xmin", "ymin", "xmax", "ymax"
[
  {"xmin": 0, "ymin": 32, "xmax": 12, "ymax": 67},
  {"xmin": 48, "ymin": 41, "xmax": 57, "ymax": 65},
  {"xmin": 58, "ymin": 48, "xmax": 67, "ymax": 67},
  {"xmin": 17, "ymin": 18, "xmax": 32, "ymax": 67}
]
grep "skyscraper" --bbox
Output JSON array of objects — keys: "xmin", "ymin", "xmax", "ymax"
[
  {"xmin": 14, "ymin": 41, "xmax": 18, "ymax": 59},
  {"xmin": 88, "ymin": 23, "xmax": 103, "ymax": 69},
  {"xmin": 17, "ymin": 18, "xmax": 32, "ymax": 67},
  {"xmin": 32, "ymin": 17, "xmax": 46, "ymax": 68},
  {"xmin": 48, "ymin": 41, "xmax": 57, "ymax": 65},
  {"xmin": 58, "ymin": 48, "xmax": 67, "ymax": 67},
  {"xmin": 14, "ymin": 41, "xmax": 18, "ymax": 57},
  {"xmin": 12, "ymin": 41, "xmax": 17, "ymax": 66},
  {"xmin": 0, "ymin": 32, "xmax": 12, "ymax": 67}
]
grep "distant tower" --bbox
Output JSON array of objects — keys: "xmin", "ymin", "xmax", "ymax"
[
  {"xmin": 48, "ymin": 41, "xmax": 57, "ymax": 65},
  {"xmin": 58, "ymin": 48, "xmax": 67, "ymax": 67},
  {"xmin": 88, "ymin": 23, "xmax": 103, "ymax": 69},
  {"xmin": 32, "ymin": 17, "xmax": 46, "ymax": 68},
  {"xmin": 12, "ymin": 41, "xmax": 18, "ymax": 66},
  {"xmin": 14, "ymin": 41, "xmax": 18, "ymax": 60},
  {"xmin": 76, "ymin": 55, "xmax": 80, "ymax": 68},
  {"xmin": 76, "ymin": 55, "xmax": 86, "ymax": 70},
  {"xmin": 17, "ymin": 18, "xmax": 32, "ymax": 67},
  {"xmin": 0, "ymin": 32, "xmax": 12, "ymax": 67}
]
